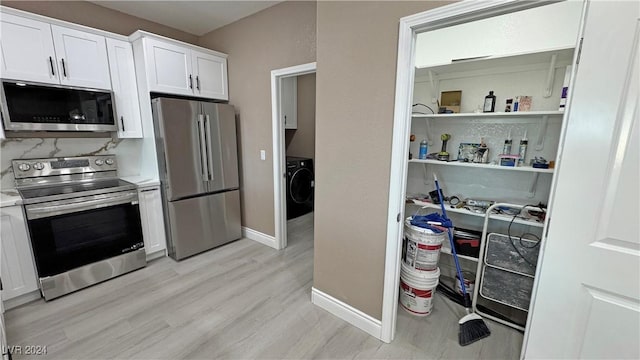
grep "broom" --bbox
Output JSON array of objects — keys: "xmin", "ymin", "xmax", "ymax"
[{"xmin": 433, "ymin": 174, "xmax": 490, "ymax": 346}]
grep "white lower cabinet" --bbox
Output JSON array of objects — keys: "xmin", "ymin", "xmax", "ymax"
[
  {"xmin": 138, "ymin": 186, "xmax": 167, "ymax": 258},
  {"xmin": 0, "ymin": 206, "xmax": 38, "ymax": 302}
]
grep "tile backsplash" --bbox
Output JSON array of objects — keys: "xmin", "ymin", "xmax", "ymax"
[{"xmin": 0, "ymin": 136, "xmax": 142, "ymax": 189}]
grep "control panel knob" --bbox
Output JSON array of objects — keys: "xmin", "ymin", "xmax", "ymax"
[
  {"xmin": 17, "ymin": 163, "xmax": 30, "ymax": 172},
  {"xmin": 95, "ymin": 159, "xmax": 104, "ymax": 166},
  {"xmin": 105, "ymin": 158, "xmax": 114, "ymax": 165},
  {"xmin": 33, "ymin": 162, "xmax": 45, "ymax": 170}
]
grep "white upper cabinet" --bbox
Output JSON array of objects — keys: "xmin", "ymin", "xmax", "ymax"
[
  {"xmin": 143, "ymin": 37, "xmax": 193, "ymax": 96},
  {"xmin": 132, "ymin": 32, "xmax": 229, "ymax": 100},
  {"xmin": 0, "ymin": 13, "xmax": 59, "ymax": 84},
  {"xmin": 0, "ymin": 13, "xmax": 111, "ymax": 90},
  {"xmin": 51, "ymin": 25, "xmax": 111, "ymax": 90},
  {"xmin": 191, "ymin": 49, "xmax": 228, "ymax": 100},
  {"xmin": 106, "ymin": 38, "xmax": 143, "ymax": 138},
  {"xmin": 415, "ymin": 1, "xmax": 584, "ymax": 69},
  {"xmin": 280, "ymin": 76, "xmax": 297, "ymax": 129}
]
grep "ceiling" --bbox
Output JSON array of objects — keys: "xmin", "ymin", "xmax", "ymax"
[{"xmin": 89, "ymin": 1, "xmax": 283, "ymax": 36}]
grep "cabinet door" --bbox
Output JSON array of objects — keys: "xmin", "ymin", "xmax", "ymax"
[
  {"xmin": 280, "ymin": 76, "xmax": 297, "ymax": 129},
  {"xmin": 138, "ymin": 187, "xmax": 167, "ymax": 257},
  {"xmin": 106, "ymin": 38, "xmax": 143, "ymax": 138},
  {"xmin": 0, "ymin": 206, "xmax": 38, "ymax": 301},
  {"xmin": 191, "ymin": 50, "xmax": 228, "ymax": 100},
  {"xmin": 143, "ymin": 38, "xmax": 193, "ymax": 96},
  {"xmin": 51, "ymin": 25, "xmax": 111, "ymax": 90},
  {"xmin": 0, "ymin": 13, "xmax": 59, "ymax": 84}
]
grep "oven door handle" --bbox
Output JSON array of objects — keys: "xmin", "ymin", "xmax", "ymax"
[{"xmin": 25, "ymin": 192, "xmax": 138, "ymax": 220}]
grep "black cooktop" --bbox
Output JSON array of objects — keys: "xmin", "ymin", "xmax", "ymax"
[{"xmin": 19, "ymin": 179, "xmax": 134, "ymax": 200}]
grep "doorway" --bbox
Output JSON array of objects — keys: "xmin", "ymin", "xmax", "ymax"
[
  {"xmin": 382, "ymin": 0, "xmax": 586, "ymax": 352},
  {"xmin": 270, "ymin": 62, "xmax": 316, "ymax": 249}
]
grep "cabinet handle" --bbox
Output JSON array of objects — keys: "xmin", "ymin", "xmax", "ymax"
[
  {"xmin": 196, "ymin": 76, "xmax": 200, "ymax": 91},
  {"xmin": 61, "ymin": 58, "xmax": 67, "ymax": 77},
  {"xmin": 140, "ymin": 188, "xmax": 158, "ymax": 193},
  {"xmin": 189, "ymin": 74, "xmax": 193, "ymax": 89},
  {"xmin": 49, "ymin": 56, "xmax": 55, "ymax": 76},
  {"xmin": 120, "ymin": 116, "xmax": 125, "ymax": 132}
]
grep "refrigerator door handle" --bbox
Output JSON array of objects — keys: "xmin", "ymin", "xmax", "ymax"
[
  {"xmin": 204, "ymin": 114, "xmax": 215, "ymax": 181},
  {"xmin": 197, "ymin": 114, "xmax": 209, "ymax": 182}
]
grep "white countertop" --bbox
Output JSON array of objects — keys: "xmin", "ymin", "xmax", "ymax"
[
  {"xmin": 0, "ymin": 189, "xmax": 22, "ymax": 208},
  {"xmin": 121, "ymin": 176, "xmax": 161, "ymax": 187}
]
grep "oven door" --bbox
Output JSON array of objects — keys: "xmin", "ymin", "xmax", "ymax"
[{"xmin": 24, "ymin": 190, "xmax": 143, "ymax": 278}]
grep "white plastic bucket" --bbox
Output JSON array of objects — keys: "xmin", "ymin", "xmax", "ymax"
[
  {"xmin": 403, "ymin": 217, "xmax": 446, "ymax": 271},
  {"xmin": 455, "ymin": 271, "xmax": 475, "ymax": 295},
  {"xmin": 399, "ymin": 263, "xmax": 440, "ymax": 316}
]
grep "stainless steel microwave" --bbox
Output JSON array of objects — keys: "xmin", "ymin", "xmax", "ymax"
[{"xmin": 1, "ymin": 80, "xmax": 117, "ymax": 132}]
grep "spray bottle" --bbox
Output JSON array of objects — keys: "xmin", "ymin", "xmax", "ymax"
[
  {"xmin": 518, "ymin": 130, "xmax": 528, "ymax": 166},
  {"xmin": 502, "ymin": 129, "xmax": 512, "ymax": 155},
  {"xmin": 419, "ymin": 139, "xmax": 428, "ymax": 159}
]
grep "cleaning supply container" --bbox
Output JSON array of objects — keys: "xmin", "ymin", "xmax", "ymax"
[
  {"xmin": 455, "ymin": 271, "xmax": 476, "ymax": 296},
  {"xmin": 403, "ymin": 217, "xmax": 446, "ymax": 271},
  {"xmin": 399, "ymin": 263, "xmax": 440, "ymax": 316}
]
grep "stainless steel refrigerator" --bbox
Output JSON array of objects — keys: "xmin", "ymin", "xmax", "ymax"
[{"xmin": 152, "ymin": 97, "xmax": 241, "ymax": 260}]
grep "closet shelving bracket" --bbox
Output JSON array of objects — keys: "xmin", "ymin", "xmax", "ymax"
[
  {"xmin": 527, "ymin": 173, "xmax": 540, "ymax": 198},
  {"xmin": 543, "ymin": 54, "xmax": 558, "ymax": 98},
  {"xmin": 535, "ymin": 115, "xmax": 549, "ymax": 151},
  {"xmin": 428, "ymin": 70, "xmax": 439, "ymax": 106}
]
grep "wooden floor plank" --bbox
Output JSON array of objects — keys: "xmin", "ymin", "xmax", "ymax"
[{"xmin": 5, "ymin": 213, "xmax": 522, "ymax": 359}]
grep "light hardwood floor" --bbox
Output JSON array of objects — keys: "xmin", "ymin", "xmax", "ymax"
[{"xmin": 6, "ymin": 213, "xmax": 522, "ymax": 359}]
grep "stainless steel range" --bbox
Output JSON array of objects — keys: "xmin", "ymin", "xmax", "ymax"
[{"xmin": 12, "ymin": 155, "xmax": 145, "ymax": 300}]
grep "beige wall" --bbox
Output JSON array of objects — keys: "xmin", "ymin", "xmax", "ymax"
[
  {"xmin": 198, "ymin": 1, "xmax": 316, "ymax": 236},
  {"xmin": 313, "ymin": 1, "xmax": 452, "ymax": 320},
  {"xmin": 285, "ymin": 73, "xmax": 316, "ymax": 160},
  {"xmin": 2, "ymin": 1, "xmax": 197, "ymax": 43}
]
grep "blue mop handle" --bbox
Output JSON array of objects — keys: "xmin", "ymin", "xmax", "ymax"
[{"xmin": 433, "ymin": 174, "xmax": 470, "ymax": 302}]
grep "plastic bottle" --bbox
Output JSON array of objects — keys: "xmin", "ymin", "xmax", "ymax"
[
  {"xmin": 518, "ymin": 130, "xmax": 528, "ymax": 166},
  {"xmin": 419, "ymin": 139, "xmax": 428, "ymax": 159},
  {"xmin": 502, "ymin": 129, "xmax": 512, "ymax": 155},
  {"xmin": 483, "ymin": 91, "xmax": 496, "ymax": 112}
]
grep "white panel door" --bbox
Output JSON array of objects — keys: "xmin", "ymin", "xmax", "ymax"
[
  {"xmin": 106, "ymin": 38, "xmax": 143, "ymax": 138},
  {"xmin": 144, "ymin": 38, "xmax": 193, "ymax": 96},
  {"xmin": 138, "ymin": 187, "xmax": 167, "ymax": 257},
  {"xmin": 51, "ymin": 25, "xmax": 111, "ymax": 90},
  {"xmin": 0, "ymin": 206, "xmax": 38, "ymax": 301},
  {"xmin": 0, "ymin": 13, "xmax": 59, "ymax": 84},
  {"xmin": 191, "ymin": 50, "xmax": 228, "ymax": 100},
  {"xmin": 524, "ymin": 1, "xmax": 640, "ymax": 359}
]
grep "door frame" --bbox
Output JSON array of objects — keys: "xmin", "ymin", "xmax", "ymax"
[
  {"xmin": 271, "ymin": 62, "xmax": 317, "ymax": 250},
  {"xmin": 382, "ymin": 0, "xmax": 572, "ymax": 345}
]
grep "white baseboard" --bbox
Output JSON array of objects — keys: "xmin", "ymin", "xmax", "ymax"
[
  {"xmin": 311, "ymin": 287, "xmax": 382, "ymax": 340},
  {"xmin": 146, "ymin": 249, "xmax": 166, "ymax": 261},
  {"xmin": 242, "ymin": 227, "xmax": 278, "ymax": 249},
  {"xmin": 3, "ymin": 290, "xmax": 41, "ymax": 310}
]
